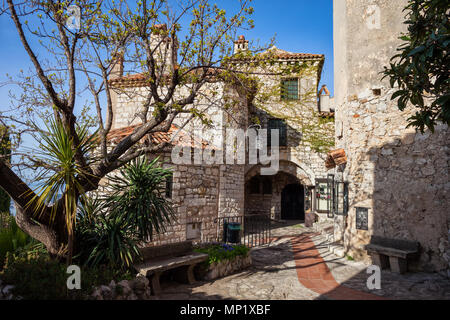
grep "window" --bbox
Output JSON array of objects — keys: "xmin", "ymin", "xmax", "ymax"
[
  {"xmin": 165, "ymin": 175, "xmax": 173, "ymax": 198},
  {"xmin": 268, "ymin": 119, "xmax": 287, "ymax": 147},
  {"xmin": 248, "ymin": 177, "xmax": 260, "ymax": 194},
  {"xmin": 261, "ymin": 177, "xmax": 272, "ymax": 195},
  {"xmin": 281, "ymin": 78, "xmax": 299, "ymax": 100},
  {"xmin": 315, "ymin": 176, "xmax": 348, "ymax": 217}
]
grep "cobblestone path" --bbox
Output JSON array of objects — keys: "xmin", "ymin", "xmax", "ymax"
[{"xmin": 151, "ymin": 223, "xmax": 450, "ymax": 300}]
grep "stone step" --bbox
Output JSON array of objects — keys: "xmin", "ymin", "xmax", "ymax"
[{"xmin": 328, "ymin": 243, "xmax": 345, "ymax": 258}]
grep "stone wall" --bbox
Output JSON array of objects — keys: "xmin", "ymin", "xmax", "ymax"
[
  {"xmin": 144, "ymin": 152, "xmax": 222, "ymax": 245},
  {"xmin": 333, "ymin": 0, "xmax": 450, "ymax": 272},
  {"xmin": 196, "ymin": 253, "xmax": 252, "ymax": 281}
]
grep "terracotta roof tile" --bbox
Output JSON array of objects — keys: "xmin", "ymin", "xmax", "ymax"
[
  {"xmin": 108, "ymin": 45, "xmax": 324, "ymax": 88},
  {"xmin": 107, "ymin": 123, "xmax": 213, "ymax": 150}
]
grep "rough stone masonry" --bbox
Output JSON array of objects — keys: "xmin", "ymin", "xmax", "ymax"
[{"xmin": 332, "ymin": 0, "xmax": 449, "ymax": 273}]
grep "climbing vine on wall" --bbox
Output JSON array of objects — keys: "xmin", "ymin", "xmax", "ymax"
[{"xmin": 244, "ymin": 57, "xmax": 335, "ymax": 155}]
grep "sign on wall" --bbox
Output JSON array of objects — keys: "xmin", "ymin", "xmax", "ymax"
[{"xmin": 356, "ymin": 207, "xmax": 369, "ymax": 230}]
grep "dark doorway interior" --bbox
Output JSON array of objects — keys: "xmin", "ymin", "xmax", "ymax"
[{"xmin": 281, "ymin": 184, "xmax": 305, "ymax": 220}]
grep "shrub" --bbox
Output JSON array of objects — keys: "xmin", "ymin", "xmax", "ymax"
[
  {"xmin": 1, "ymin": 243, "xmax": 134, "ymax": 300},
  {"xmin": 75, "ymin": 211, "xmax": 141, "ymax": 270},
  {"xmin": 0, "ymin": 216, "xmax": 33, "ymax": 269},
  {"xmin": 194, "ymin": 244, "xmax": 250, "ymax": 265}
]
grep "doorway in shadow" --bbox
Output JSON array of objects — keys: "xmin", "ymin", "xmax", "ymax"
[{"xmin": 281, "ymin": 184, "xmax": 305, "ymax": 220}]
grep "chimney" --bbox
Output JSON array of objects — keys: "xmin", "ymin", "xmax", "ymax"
[
  {"xmin": 319, "ymin": 85, "xmax": 331, "ymax": 113},
  {"xmin": 234, "ymin": 35, "xmax": 249, "ymax": 54},
  {"xmin": 150, "ymin": 24, "xmax": 178, "ymax": 71},
  {"xmin": 110, "ymin": 51, "xmax": 124, "ymax": 79}
]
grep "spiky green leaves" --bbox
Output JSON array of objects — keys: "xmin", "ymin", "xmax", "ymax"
[{"xmin": 105, "ymin": 156, "xmax": 175, "ymax": 242}]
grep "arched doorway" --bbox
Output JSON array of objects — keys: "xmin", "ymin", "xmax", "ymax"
[{"xmin": 281, "ymin": 184, "xmax": 305, "ymax": 220}]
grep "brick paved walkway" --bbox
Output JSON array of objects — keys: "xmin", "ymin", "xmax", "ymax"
[{"xmin": 291, "ymin": 234, "xmax": 386, "ymax": 300}]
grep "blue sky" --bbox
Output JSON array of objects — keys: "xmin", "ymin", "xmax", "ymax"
[
  {"xmin": 0, "ymin": 0, "xmax": 334, "ymax": 109},
  {"xmin": 0, "ymin": 0, "xmax": 334, "ymax": 201},
  {"xmin": 235, "ymin": 0, "xmax": 334, "ymax": 95}
]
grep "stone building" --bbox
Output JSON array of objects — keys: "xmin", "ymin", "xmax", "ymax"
[
  {"xmin": 331, "ymin": 0, "xmax": 449, "ymax": 273},
  {"xmin": 104, "ymin": 32, "xmax": 335, "ymax": 245}
]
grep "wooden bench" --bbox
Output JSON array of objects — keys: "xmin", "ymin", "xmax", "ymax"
[
  {"xmin": 134, "ymin": 241, "xmax": 208, "ymax": 295},
  {"xmin": 364, "ymin": 236, "xmax": 420, "ymax": 274}
]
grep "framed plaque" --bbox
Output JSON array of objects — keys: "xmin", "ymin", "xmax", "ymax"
[{"xmin": 356, "ymin": 207, "xmax": 369, "ymax": 230}]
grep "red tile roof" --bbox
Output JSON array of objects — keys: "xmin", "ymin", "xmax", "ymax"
[
  {"xmin": 109, "ymin": 67, "xmax": 221, "ymax": 87},
  {"xmin": 107, "ymin": 123, "xmax": 212, "ymax": 150},
  {"xmin": 108, "ymin": 46, "xmax": 324, "ymax": 88}
]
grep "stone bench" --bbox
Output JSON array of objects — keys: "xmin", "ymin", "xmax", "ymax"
[
  {"xmin": 134, "ymin": 241, "xmax": 208, "ymax": 295},
  {"xmin": 364, "ymin": 236, "xmax": 420, "ymax": 274}
]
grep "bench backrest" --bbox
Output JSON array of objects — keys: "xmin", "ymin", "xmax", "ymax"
[
  {"xmin": 140, "ymin": 241, "xmax": 194, "ymax": 260},
  {"xmin": 369, "ymin": 236, "xmax": 419, "ymax": 252}
]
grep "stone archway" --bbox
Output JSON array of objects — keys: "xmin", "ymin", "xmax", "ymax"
[
  {"xmin": 245, "ymin": 160, "xmax": 314, "ymax": 187},
  {"xmin": 244, "ymin": 160, "xmax": 312, "ymax": 220}
]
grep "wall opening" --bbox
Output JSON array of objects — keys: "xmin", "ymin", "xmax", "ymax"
[{"xmin": 281, "ymin": 183, "xmax": 305, "ymax": 220}]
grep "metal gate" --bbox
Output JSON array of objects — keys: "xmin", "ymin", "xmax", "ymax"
[{"xmin": 214, "ymin": 214, "xmax": 272, "ymax": 248}]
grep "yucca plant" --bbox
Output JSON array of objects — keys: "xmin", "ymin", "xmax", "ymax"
[
  {"xmin": 75, "ymin": 196, "xmax": 140, "ymax": 269},
  {"xmin": 80, "ymin": 213, "xmax": 141, "ymax": 269},
  {"xmin": 27, "ymin": 117, "xmax": 98, "ymax": 264},
  {"xmin": 106, "ymin": 156, "xmax": 175, "ymax": 242}
]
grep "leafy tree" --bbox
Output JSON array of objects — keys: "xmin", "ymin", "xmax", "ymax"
[
  {"xmin": 0, "ymin": 0, "xmax": 262, "ymax": 257},
  {"xmin": 383, "ymin": 0, "xmax": 450, "ymax": 133}
]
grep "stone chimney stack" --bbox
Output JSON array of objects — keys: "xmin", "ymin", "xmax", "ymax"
[
  {"xmin": 150, "ymin": 24, "xmax": 178, "ymax": 71},
  {"xmin": 234, "ymin": 35, "xmax": 249, "ymax": 54},
  {"xmin": 319, "ymin": 85, "xmax": 331, "ymax": 112},
  {"xmin": 110, "ymin": 51, "xmax": 124, "ymax": 79}
]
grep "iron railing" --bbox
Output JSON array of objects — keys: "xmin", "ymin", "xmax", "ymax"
[{"xmin": 214, "ymin": 214, "xmax": 272, "ymax": 248}]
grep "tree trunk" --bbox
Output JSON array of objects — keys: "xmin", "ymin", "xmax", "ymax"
[
  {"xmin": 0, "ymin": 159, "xmax": 69, "ymax": 258},
  {"xmin": 14, "ymin": 203, "xmax": 63, "ymax": 256}
]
